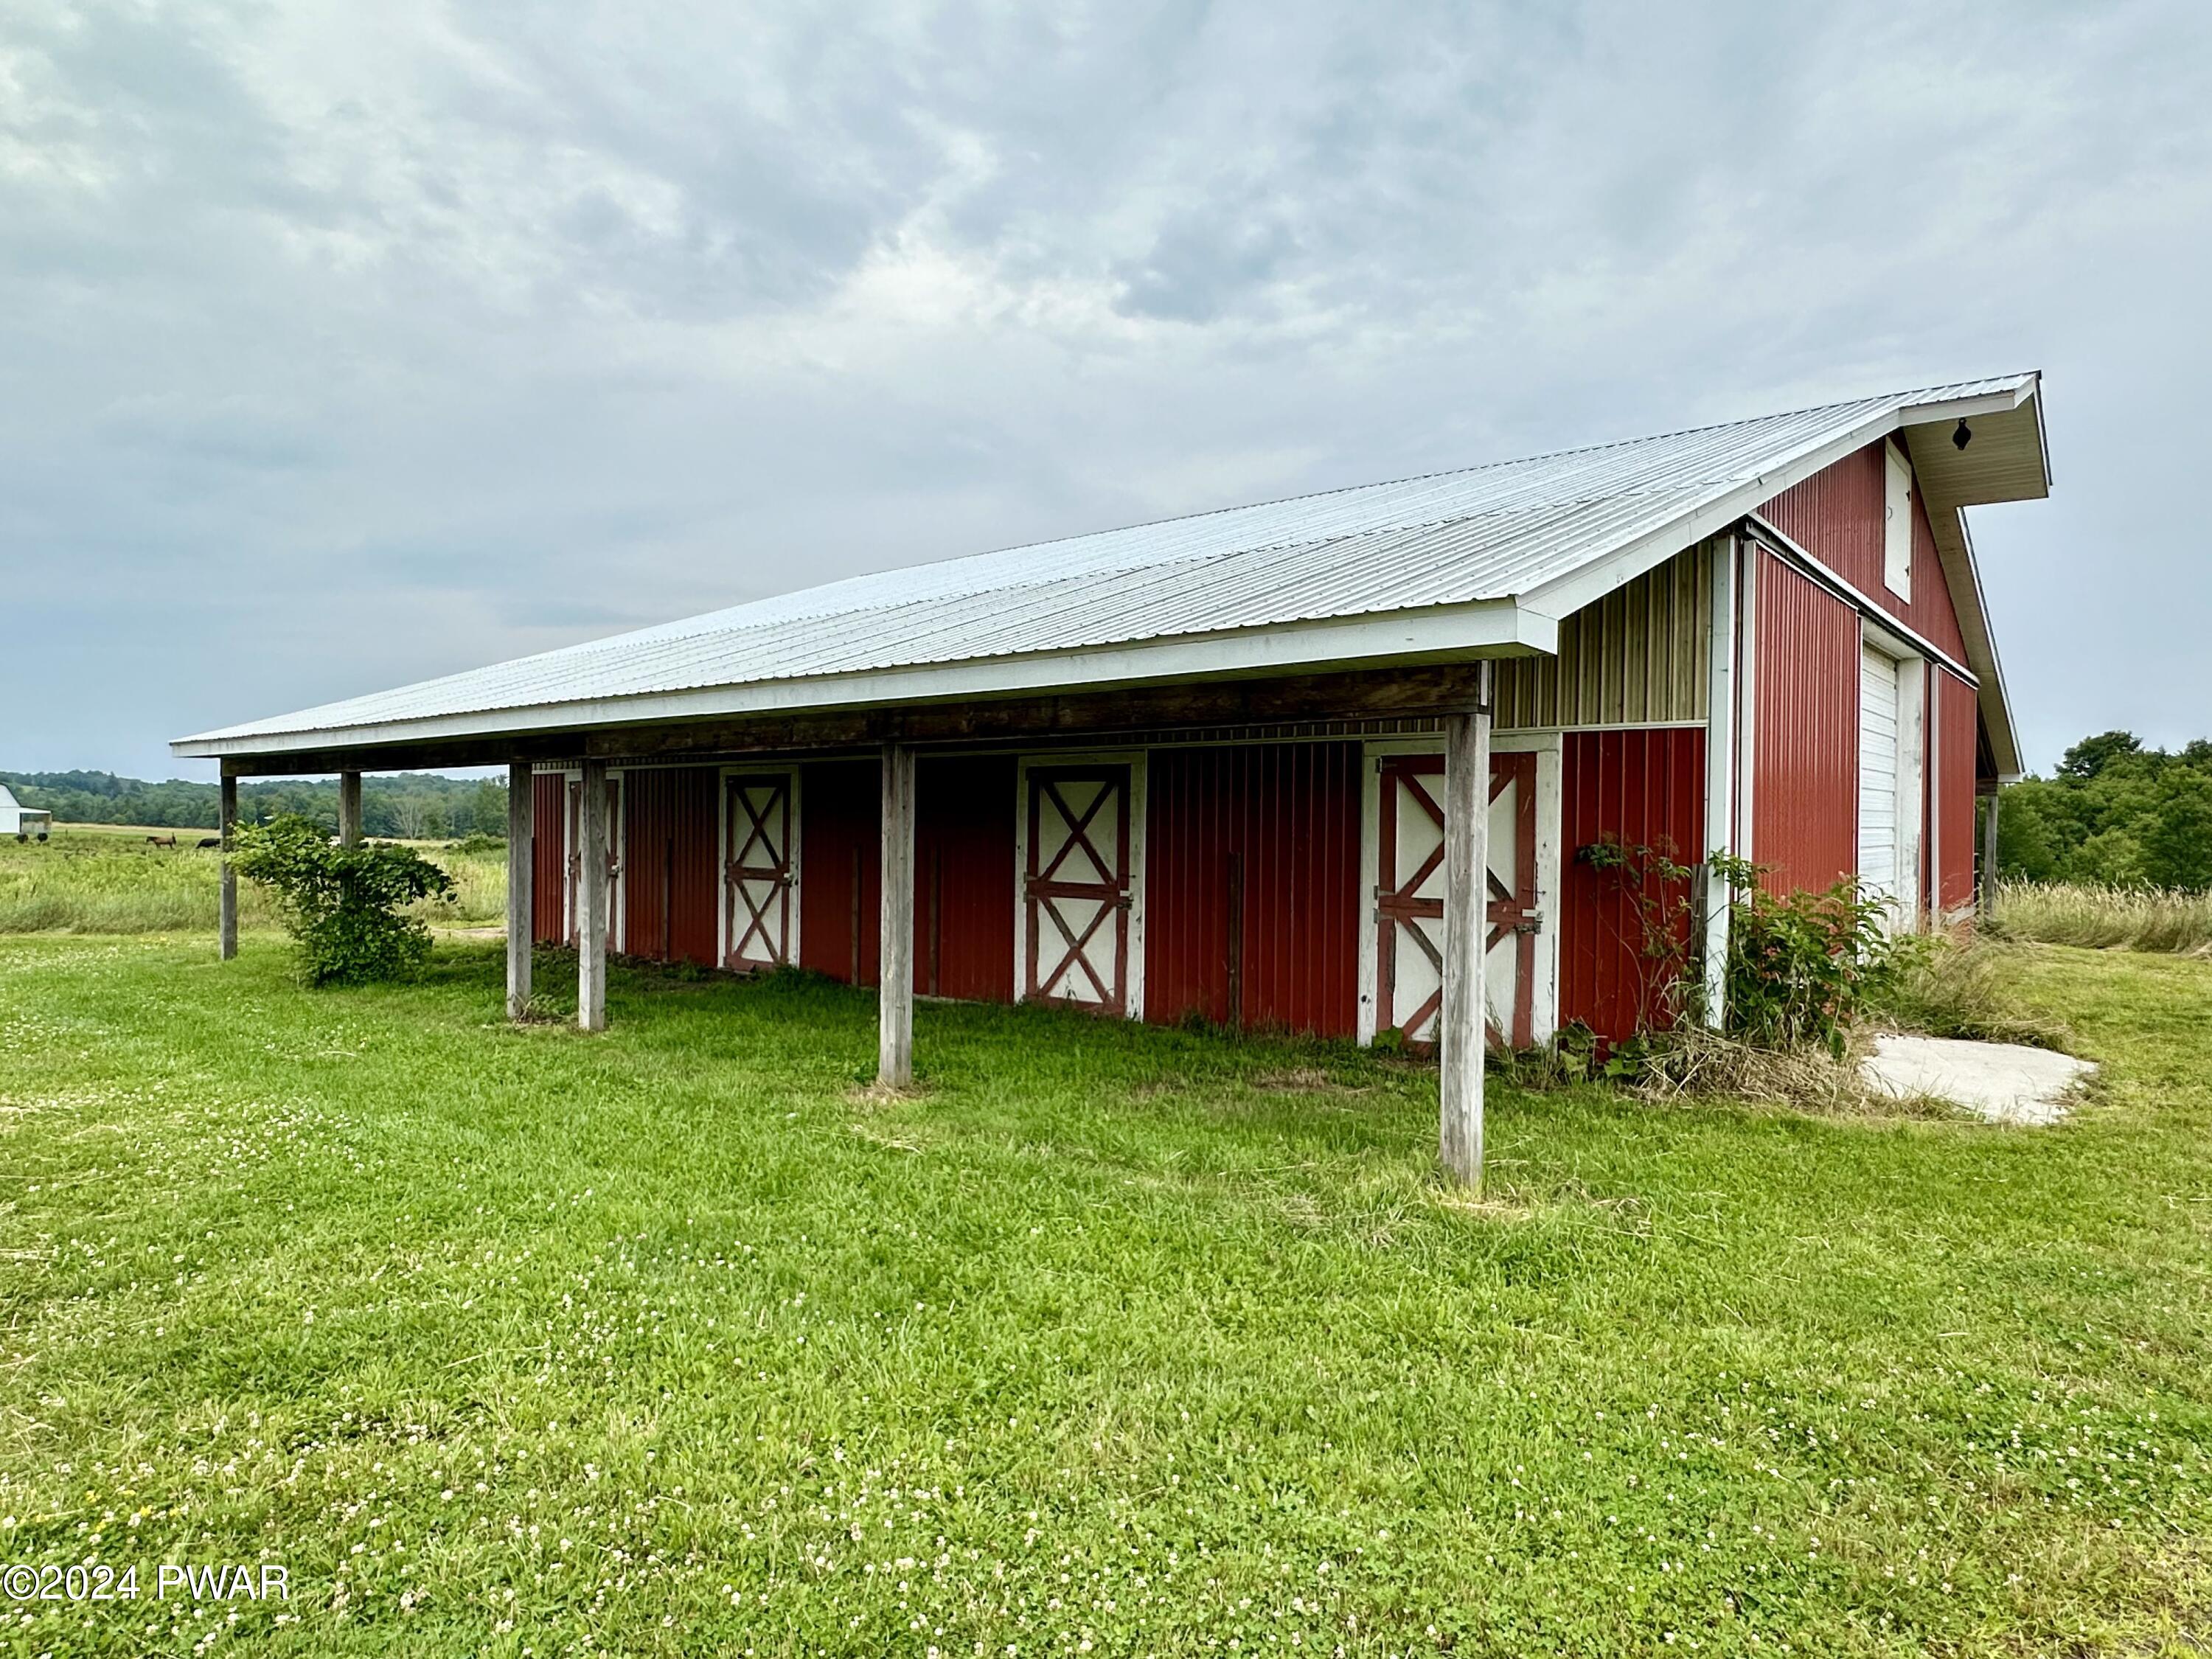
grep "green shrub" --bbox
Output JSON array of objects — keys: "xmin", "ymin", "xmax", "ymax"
[
  {"xmin": 230, "ymin": 815, "xmax": 457, "ymax": 984},
  {"xmin": 1709, "ymin": 854, "xmax": 1897, "ymax": 1057}
]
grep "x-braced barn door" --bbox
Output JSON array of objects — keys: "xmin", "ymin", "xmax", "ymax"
[
  {"xmin": 724, "ymin": 772, "xmax": 796, "ymax": 971},
  {"xmin": 1023, "ymin": 765, "xmax": 1133, "ymax": 1014},
  {"xmin": 563, "ymin": 772, "xmax": 624, "ymax": 949},
  {"xmin": 1374, "ymin": 751, "xmax": 1540, "ymax": 1048}
]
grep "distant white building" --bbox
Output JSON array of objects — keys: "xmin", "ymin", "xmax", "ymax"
[{"xmin": 0, "ymin": 785, "xmax": 52, "ymax": 841}]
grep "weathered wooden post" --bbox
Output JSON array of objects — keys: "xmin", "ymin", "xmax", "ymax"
[
  {"xmin": 1700, "ymin": 535, "xmax": 1737, "ymax": 1027},
  {"xmin": 878, "ymin": 741, "xmax": 917, "ymax": 1087},
  {"xmin": 507, "ymin": 761, "xmax": 533, "ymax": 1020},
  {"xmin": 577, "ymin": 759, "xmax": 609, "ymax": 1032},
  {"xmin": 1979, "ymin": 787, "xmax": 2001, "ymax": 923},
  {"xmin": 1439, "ymin": 664, "xmax": 1492, "ymax": 1189},
  {"xmin": 218, "ymin": 768, "xmax": 239, "ymax": 961},
  {"xmin": 337, "ymin": 771, "xmax": 363, "ymax": 847}
]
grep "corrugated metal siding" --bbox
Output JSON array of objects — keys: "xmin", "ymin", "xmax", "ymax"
[
  {"xmin": 1752, "ymin": 552, "xmax": 1860, "ymax": 895},
  {"xmin": 1759, "ymin": 442, "xmax": 1969, "ymax": 659},
  {"xmin": 1144, "ymin": 742, "xmax": 1363, "ymax": 1037},
  {"xmin": 1495, "ymin": 543, "xmax": 1710, "ymax": 728},
  {"xmin": 1933, "ymin": 669, "xmax": 1980, "ymax": 918},
  {"xmin": 1558, "ymin": 728, "xmax": 1706, "ymax": 1042},
  {"xmin": 531, "ymin": 772, "xmax": 566, "ymax": 945},
  {"xmin": 186, "ymin": 377, "xmax": 2035, "ymax": 748},
  {"xmin": 798, "ymin": 756, "xmax": 1019, "ymax": 998},
  {"xmin": 799, "ymin": 760, "xmax": 880, "ymax": 986},
  {"xmin": 916, "ymin": 757, "xmax": 1018, "ymax": 1002},
  {"xmin": 621, "ymin": 767, "xmax": 720, "ymax": 966}
]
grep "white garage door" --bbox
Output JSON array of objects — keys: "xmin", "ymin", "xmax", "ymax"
[{"xmin": 1858, "ymin": 644, "xmax": 1900, "ymax": 903}]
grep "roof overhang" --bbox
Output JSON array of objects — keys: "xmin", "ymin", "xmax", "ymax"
[
  {"xmin": 1896, "ymin": 386, "xmax": 2044, "ymax": 781},
  {"xmin": 171, "ymin": 597, "xmax": 1554, "ymax": 764},
  {"xmin": 1521, "ymin": 375, "xmax": 2042, "ymax": 780}
]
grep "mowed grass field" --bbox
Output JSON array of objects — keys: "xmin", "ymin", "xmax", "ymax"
[{"xmin": 0, "ymin": 936, "xmax": 2207, "ymax": 1657}]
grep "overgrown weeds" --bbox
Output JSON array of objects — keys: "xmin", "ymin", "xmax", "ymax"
[
  {"xmin": 1873, "ymin": 934, "xmax": 2070, "ymax": 1048},
  {"xmin": 1992, "ymin": 878, "xmax": 2212, "ymax": 954},
  {"xmin": 0, "ymin": 826, "xmax": 505, "ymax": 935}
]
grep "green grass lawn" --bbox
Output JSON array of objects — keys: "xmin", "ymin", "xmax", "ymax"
[{"xmin": 0, "ymin": 936, "xmax": 2206, "ymax": 1657}]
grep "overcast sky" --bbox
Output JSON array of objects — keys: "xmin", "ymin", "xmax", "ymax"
[{"xmin": 5, "ymin": 0, "xmax": 2208, "ymax": 781}]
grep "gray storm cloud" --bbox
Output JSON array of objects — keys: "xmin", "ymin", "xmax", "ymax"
[{"xmin": 2, "ymin": 0, "xmax": 2207, "ymax": 776}]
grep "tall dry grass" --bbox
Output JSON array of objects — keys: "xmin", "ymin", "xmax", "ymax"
[
  {"xmin": 0, "ymin": 828, "xmax": 507, "ymax": 934},
  {"xmin": 1992, "ymin": 880, "xmax": 2212, "ymax": 955}
]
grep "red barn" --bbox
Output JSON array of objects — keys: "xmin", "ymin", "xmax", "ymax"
[{"xmin": 176, "ymin": 375, "xmax": 2049, "ymax": 1180}]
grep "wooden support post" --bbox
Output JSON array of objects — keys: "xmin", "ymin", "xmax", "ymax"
[
  {"xmin": 877, "ymin": 741, "xmax": 917, "ymax": 1087},
  {"xmin": 507, "ymin": 761, "xmax": 533, "ymax": 1020},
  {"xmin": 577, "ymin": 758, "xmax": 609, "ymax": 1032},
  {"xmin": 1979, "ymin": 788, "xmax": 2001, "ymax": 922},
  {"xmin": 1439, "ymin": 667, "xmax": 1492, "ymax": 1189},
  {"xmin": 1700, "ymin": 535, "xmax": 1737, "ymax": 1027},
  {"xmin": 218, "ymin": 769, "xmax": 239, "ymax": 961},
  {"xmin": 337, "ymin": 771, "xmax": 363, "ymax": 847}
]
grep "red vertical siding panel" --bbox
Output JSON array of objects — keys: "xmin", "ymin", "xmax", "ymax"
[
  {"xmin": 1759, "ymin": 441, "xmax": 1967, "ymax": 658},
  {"xmin": 531, "ymin": 772, "xmax": 566, "ymax": 945},
  {"xmin": 1933, "ymin": 669, "xmax": 1980, "ymax": 919},
  {"xmin": 620, "ymin": 768, "xmax": 720, "ymax": 965},
  {"xmin": 916, "ymin": 756, "xmax": 1017, "ymax": 1002},
  {"xmin": 799, "ymin": 759, "xmax": 880, "ymax": 985},
  {"xmin": 1753, "ymin": 552, "xmax": 1860, "ymax": 896},
  {"xmin": 1557, "ymin": 728, "xmax": 1706, "ymax": 1043},
  {"xmin": 797, "ymin": 756, "xmax": 1018, "ymax": 999},
  {"xmin": 1143, "ymin": 742, "xmax": 1362, "ymax": 1037}
]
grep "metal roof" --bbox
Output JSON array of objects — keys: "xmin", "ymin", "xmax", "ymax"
[{"xmin": 174, "ymin": 374, "xmax": 2044, "ymax": 758}]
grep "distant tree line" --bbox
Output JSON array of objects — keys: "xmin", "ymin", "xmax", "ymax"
[
  {"xmin": 1999, "ymin": 732, "xmax": 2212, "ymax": 892},
  {"xmin": 0, "ymin": 770, "xmax": 509, "ymax": 840}
]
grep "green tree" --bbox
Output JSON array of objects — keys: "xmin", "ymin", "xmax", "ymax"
[
  {"xmin": 2056, "ymin": 730, "xmax": 2144, "ymax": 783},
  {"xmin": 2140, "ymin": 770, "xmax": 2212, "ymax": 891}
]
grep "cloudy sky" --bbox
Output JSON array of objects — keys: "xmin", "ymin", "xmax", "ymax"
[{"xmin": 5, "ymin": 0, "xmax": 2208, "ymax": 780}]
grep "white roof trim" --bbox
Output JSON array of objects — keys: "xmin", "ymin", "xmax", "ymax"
[{"xmin": 174, "ymin": 600, "xmax": 1553, "ymax": 759}]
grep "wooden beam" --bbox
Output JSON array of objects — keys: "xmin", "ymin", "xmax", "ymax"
[
  {"xmin": 877, "ymin": 741, "xmax": 917, "ymax": 1087},
  {"xmin": 1700, "ymin": 535, "xmax": 1736, "ymax": 1027},
  {"xmin": 197, "ymin": 663, "xmax": 1500, "ymax": 776},
  {"xmin": 1438, "ymin": 668, "xmax": 1492, "ymax": 1189},
  {"xmin": 577, "ymin": 759, "xmax": 609, "ymax": 1032},
  {"xmin": 218, "ymin": 769, "xmax": 238, "ymax": 962},
  {"xmin": 337, "ymin": 771, "xmax": 363, "ymax": 846},
  {"xmin": 507, "ymin": 761, "xmax": 533, "ymax": 1020},
  {"xmin": 1980, "ymin": 787, "xmax": 2001, "ymax": 923}
]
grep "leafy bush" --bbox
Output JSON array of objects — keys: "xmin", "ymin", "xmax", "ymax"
[
  {"xmin": 229, "ymin": 815, "xmax": 456, "ymax": 984},
  {"xmin": 1709, "ymin": 853, "xmax": 1897, "ymax": 1057}
]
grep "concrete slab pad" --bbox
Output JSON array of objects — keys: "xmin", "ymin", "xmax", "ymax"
[{"xmin": 1863, "ymin": 1034, "xmax": 2096, "ymax": 1125}]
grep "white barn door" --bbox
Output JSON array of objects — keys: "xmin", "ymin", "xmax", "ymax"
[
  {"xmin": 724, "ymin": 771, "xmax": 797, "ymax": 971},
  {"xmin": 1021, "ymin": 764, "xmax": 1135, "ymax": 1015},
  {"xmin": 1370, "ymin": 750, "xmax": 1545, "ymax": 1048},
  {"xmin": 1858, "ymin": 644, "xmax": 1902, "ymax": 908}
]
